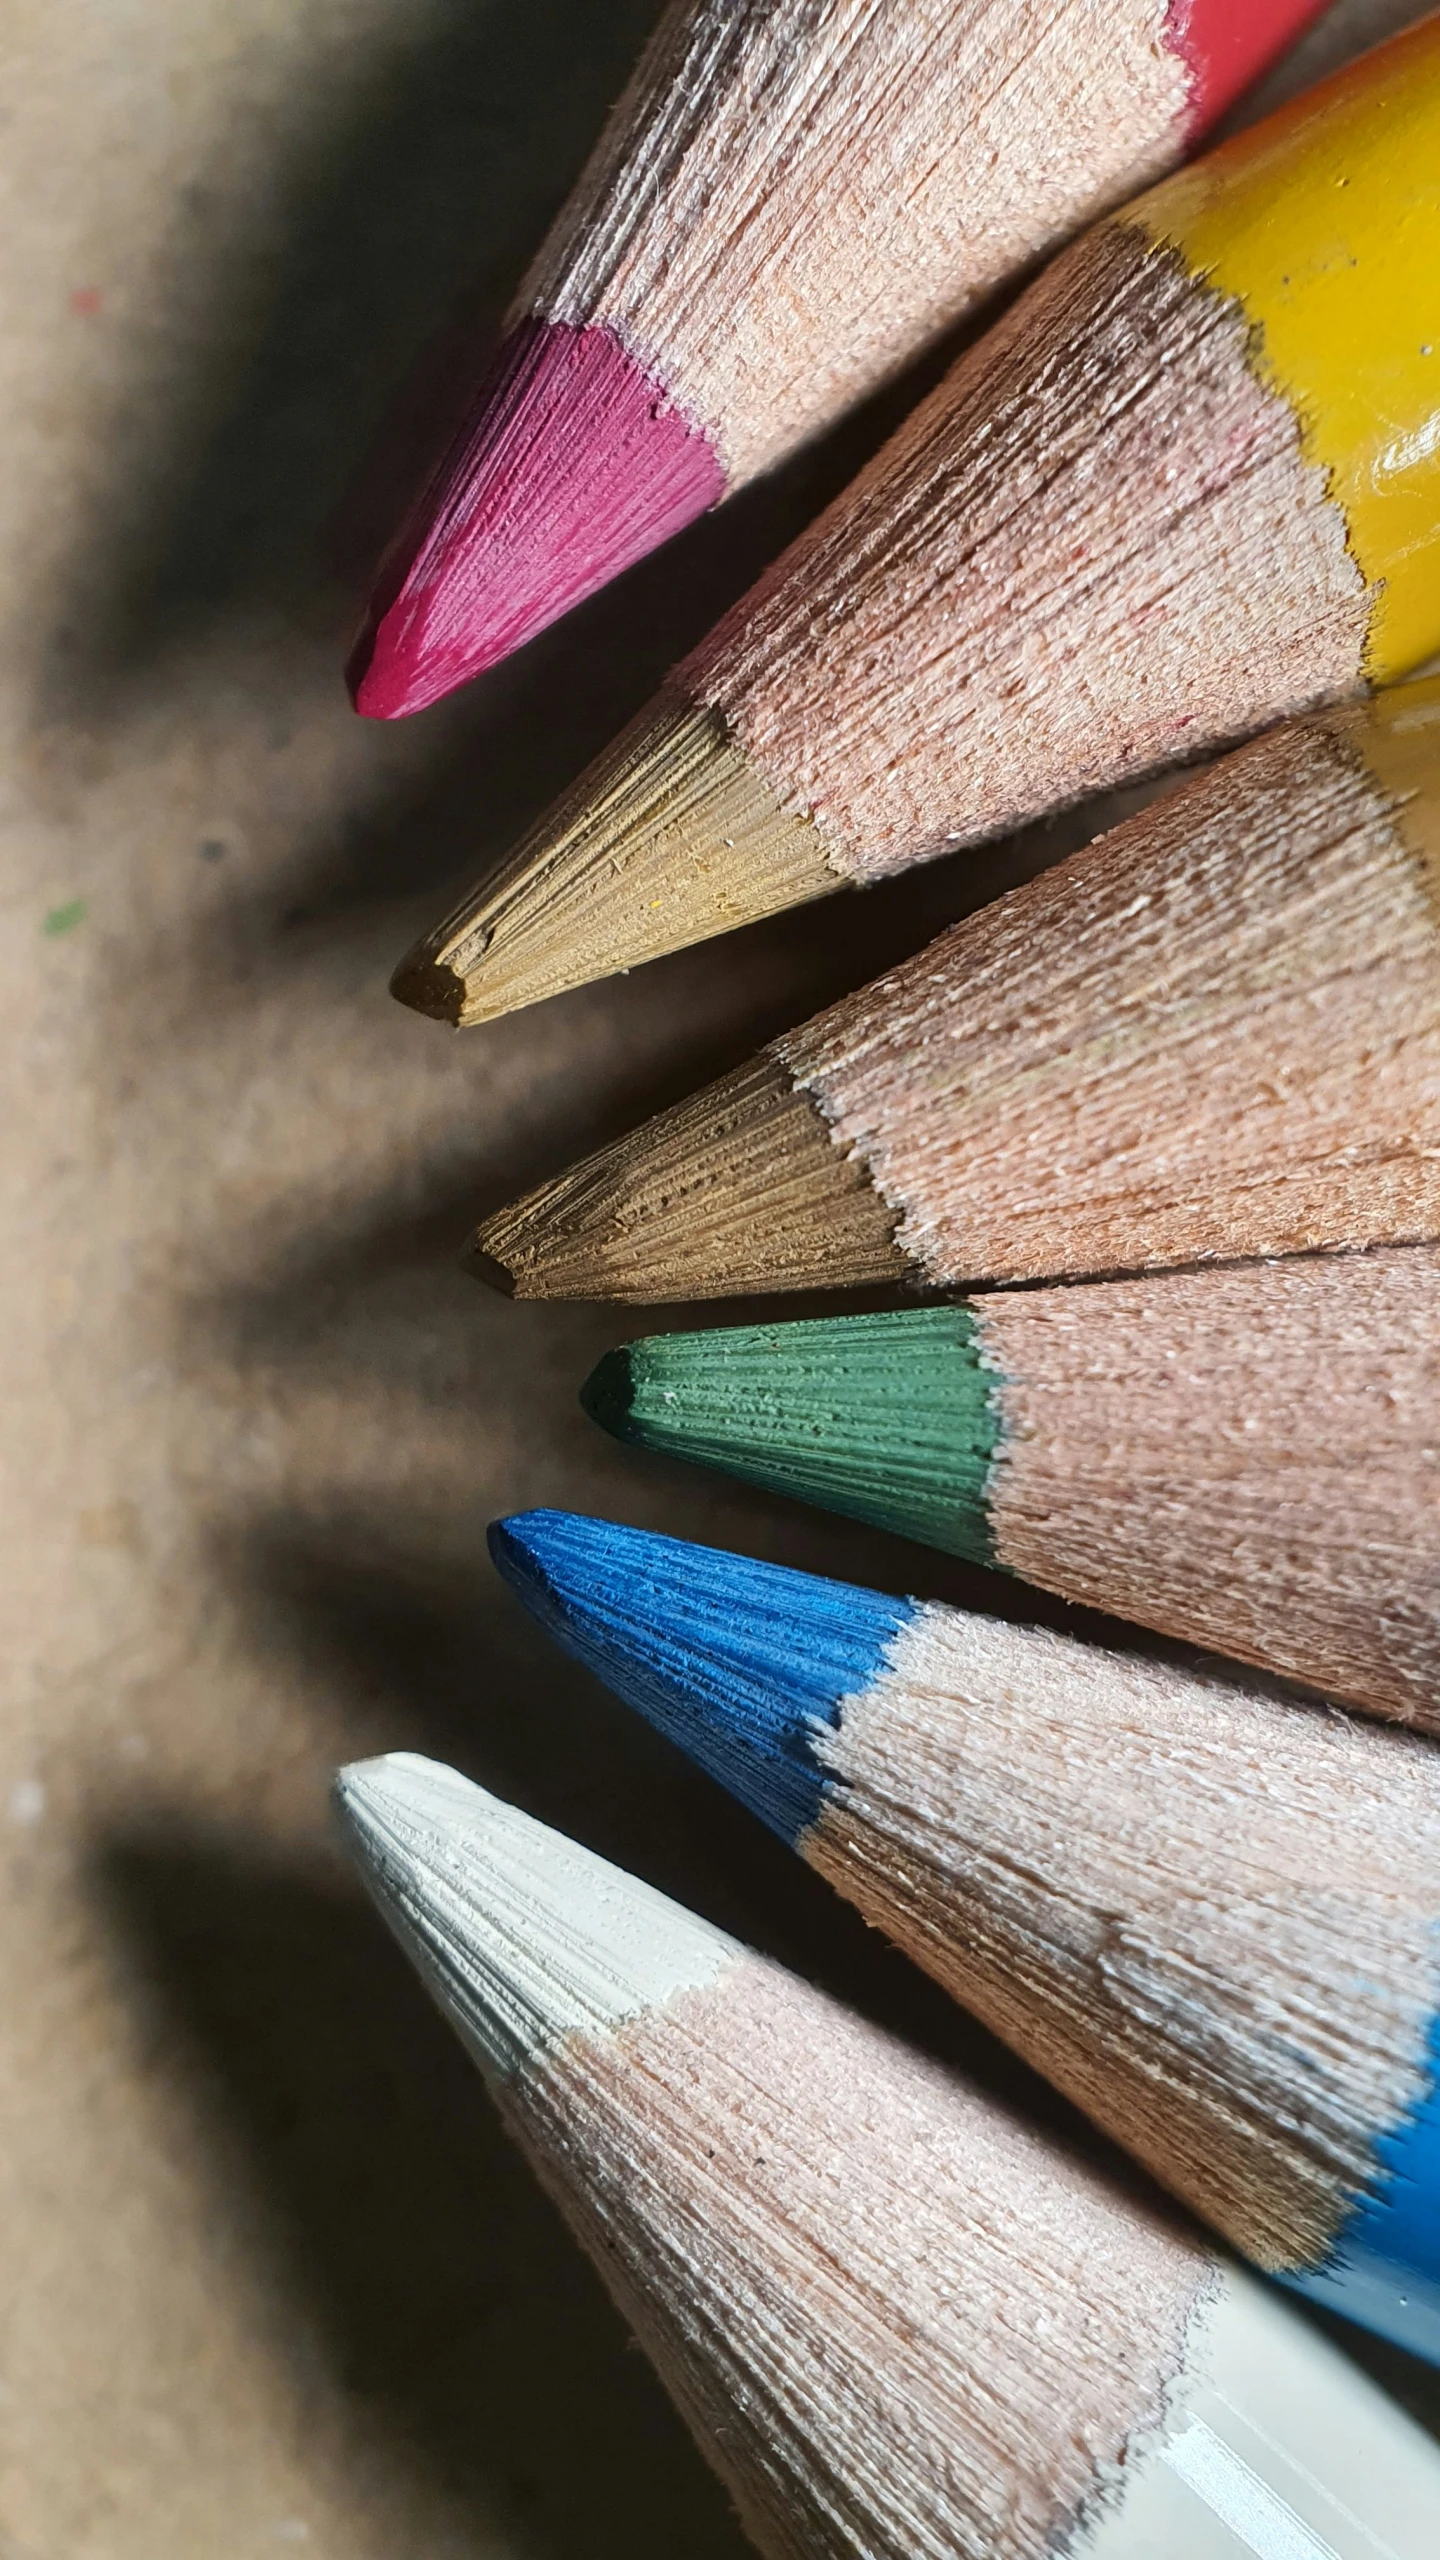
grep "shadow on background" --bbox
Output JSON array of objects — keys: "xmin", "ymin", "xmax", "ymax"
[
  {"xmin": 42, "ymin": 0, "xmax": 1070, "ymax": 1021},
  {"xmin": 93, "ymin": 1821, "xmax": 752, "ymax": 2559},
  {"xmin": 52, "ymin": 0, "xmax": 662, "ymax": 693},
  {"xmin": 208, "ymin": 1499, "xmax": 1054, "ymax": 1986}
]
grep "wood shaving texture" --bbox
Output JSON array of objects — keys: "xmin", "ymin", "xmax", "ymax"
[
  {"xmin": 520, "ymin": 0, "xmax": 1187, "ymax": 481},
  {"xmin": 505, "ymin": 1952, "xmax": 1208, "ymax": 2560},
  {"xmin": 779, "ymin": 709, "xmax": 1440, "ymax": 1278},
  {"xmin": 814, "ymin": 1608, "xmax": 1440, "ymax": 2267},
  {"xmin": 981, "ymin": 1245, "xmax": 1440, "ymax": 1726},
  {"xmin": 692, "ymin": 222, "xmax": 1370, "ymax": 870}
]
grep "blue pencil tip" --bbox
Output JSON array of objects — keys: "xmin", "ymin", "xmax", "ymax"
[{"xmin": 489, "ymin": 1510, "xmax": 914, "ymax": 1843}]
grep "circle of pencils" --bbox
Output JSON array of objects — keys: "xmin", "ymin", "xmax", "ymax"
[
  {"xmin": 391, "ymin": 17, "xmax": 1440, "ymax": 1028},
  {"xmin": 331, "ymin": 13, "xmax": 1440, "ymax": 2556},
  {"xmin": 348, "ymin": 0, "xmax": 1326, "ymax": 718}
]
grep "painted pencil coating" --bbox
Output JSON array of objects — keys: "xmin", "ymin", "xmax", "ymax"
[
  {"xmin": 1172, "ymin": 0, "xmax": 1328, "ymax": 132},
  {"xmin": 584, "ymin": 1305, "xmax": 1000, "ymax": 1560},
  {"xmin": 581, "ymin": 1245, "xmax": 1440, "ymax": 1729},
  {"xmin": 337, "ymin": 1754, "xmax": 1440, "ymax": 2558},
  {"xmin": 352, "ymin": 0, "xmax": 1328, "ymax": 719},
  {"xmin": 1140, "ymin": 11, "xmax": 1440, "ymax": 679},
  {"xmin": 348, "ymin": 327, "xmax": 724, "ymax": 724},
  {"xmin": 491, "ymin": 1510, "xmax": 1440, "ymax": 2365},
  {"xmin": 395, "ymin": 18, "xmax": 1440, "ymax": 1024},
  {"xmin": 490, "ymin": 1506, "xmax": 908, "ymax": 1840},
  {"xmin": 468, "ymin": 679, "xmax": 1440, "ymax": 1300}
]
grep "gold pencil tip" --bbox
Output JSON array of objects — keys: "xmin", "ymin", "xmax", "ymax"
[
  {"xmin": 389, "ymin": 945, "xmax": 468, "ymax": 1023},
  {"xmin": 463, "ymin": 1240, "xmax": 518, "ymax": 1297},
  {"xmin": 466, "ymin": 1054, "xmax": 909, "ymax": 1303},
  {"xmin": 386, "ymin": 690, "xmax": 843, "ymax": 1030}
]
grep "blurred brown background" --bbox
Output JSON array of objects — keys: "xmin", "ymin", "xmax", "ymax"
[{"xmin": 3, "ymin": 2, "xmax": 1437, "ymax": 2550}]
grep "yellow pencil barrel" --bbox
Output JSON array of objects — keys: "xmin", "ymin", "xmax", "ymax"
[{"xmin": 1135, "ymin": 14, "xmax": 1440, "ymax": 678}]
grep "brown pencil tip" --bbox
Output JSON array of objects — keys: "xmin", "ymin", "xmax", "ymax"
[
  {"xmin": 388, "ymin": 691, "xmax": 842, "ymax": 1028},
  {"xmin": 389, "ymin": 945, "xmax": 467, "ymax": 1023},
  {"xmin": 463, "ymin": 1241, "xmax": 517, "ymax": 1297},
  {"xmin": 469, "ymin": 1052, "xmax": 910, "ymax": 1303}
]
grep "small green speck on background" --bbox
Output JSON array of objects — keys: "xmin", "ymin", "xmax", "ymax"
[{"xmin": 42, "ymin": 899, "xmax": 86, "ymax": 938}]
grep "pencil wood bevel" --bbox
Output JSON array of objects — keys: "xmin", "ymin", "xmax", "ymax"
[
  {"xmin": 814, "ymin": 1607, "xmax": 1440, "ymax": 2273},
  {"xmin": 506, "ymin": 1953, "xmax": 1202, "ymax": 2560},
  {"xmin": 358, "ymin": 0, "xmax": 1336, "ymax": 720},
  {"xmin": 981, "ymin": 1244, "xmax": 1440, "ymax": 1727},
  {"xmin": 520, "ymin": 0, "xmax": 1190, "ymax": 486},
  {"xmin": 782, "ymin": 692, "xmax": 1440, "ymax": 1283},
  {"xmin": 341, "ymin": 1753, "xmax": 1440, "ymax": 2556},
  {"xmin": 691, "ymin": 220, "xmax": 1369, "ymax": 873}
]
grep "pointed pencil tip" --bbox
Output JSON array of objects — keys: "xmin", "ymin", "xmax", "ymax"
[
  {"xmin": 334, "ymin": 1748, "xmax": 737, "ymax": 2070},
  {"xmin": 486, "ymin": 1509, "xmax": 915, "ymax": 1843},
  {"xmin": 578, "ymin": 1344, "xmax": 638, "ymax": 1437},
  {"xmin": 463, "ymin": 1239, "xmax": 517, "ymax": 1297},
  {"xmin": 389, "ymin": 944, "xmax": 467, "ymax": 1023},
  {"xmin": 384, "ymin": 696, "xmax": 841, "ymax": 1029},
  {"xmin": 347, "ymin": 318, "xmax": 725, "ymax": 718},
  {"xmin": 468, "ymin": 1054, "xmax": 905, "ymax": 1302},
  {"xmin": 575, "ymin": 1308, "xmax": 1003, "ymax": 1562}
]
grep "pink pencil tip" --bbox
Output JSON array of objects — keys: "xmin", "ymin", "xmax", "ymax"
[
  {"xmin": 1169, "ymin": 0, "xmax": 1326, "ymax": 137},
  {"xmin": 347, "ymin": 319, "xmax": 726, "ymax": 719}
]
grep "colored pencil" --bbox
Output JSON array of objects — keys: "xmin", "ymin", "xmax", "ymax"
[
  {"xmin": 349, "ymin": 0, "xmax": 1327, "ymax": 720},
  {"xmin": 581, "ymin": 1244, "xmax": 1440, "ymax": 1729},
  {"xmin": 491, "ymin": 1508, "xmax": 1440, "ymax": 2365},
  {"xmin": 393, "ymin": 18, "xmax": 1440, "ymax": 1026},
  {"xmin": 337, "ymin": 1753, "xmax": 1440, "ymax": 2559},
  {"xmin": 469, "ymin": 676, "xmax": 1440, "ymax": 1303}
]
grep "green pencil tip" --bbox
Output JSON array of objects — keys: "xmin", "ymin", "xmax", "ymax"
[
  {"xmin": 575, "ymin": 1309, "xmax": 1001, "ymax": 1567},
  {"xmin": 579, "ymin": 1344, "xmax": 640, "ymax": 1439}
]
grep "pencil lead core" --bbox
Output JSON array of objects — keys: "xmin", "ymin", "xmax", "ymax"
[
  {"xmin": 387, "ymin": 949, "xmax": 466, "ymax": 1023},
  {"xmin": 348, "ymin": 319, "xmax": 726, "ymax": 718},
  {"xmin": 464, "ymin": 1245, "xmax": 517, "ymax": 1298},
  {"xmin": 578, "ymin": 1344, "xmax": 637, "ymax": 1438},
  {"xmin": 468, "ymin": 1051, "xmax": 910, "ymax": 1302},
  {"xmin": 388, "ymin": 694, "xmax": 842, "ymax": 1027}
]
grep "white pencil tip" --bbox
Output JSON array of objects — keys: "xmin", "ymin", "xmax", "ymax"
[{"xmin": 334, "ymin": 1753, "xmax": 737, "ymax": 2080}]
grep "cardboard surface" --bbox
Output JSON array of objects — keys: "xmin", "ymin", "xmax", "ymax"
[{"xmin": 3, "ymin": 2, "xmax": 1436, "ymax": 2549}]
